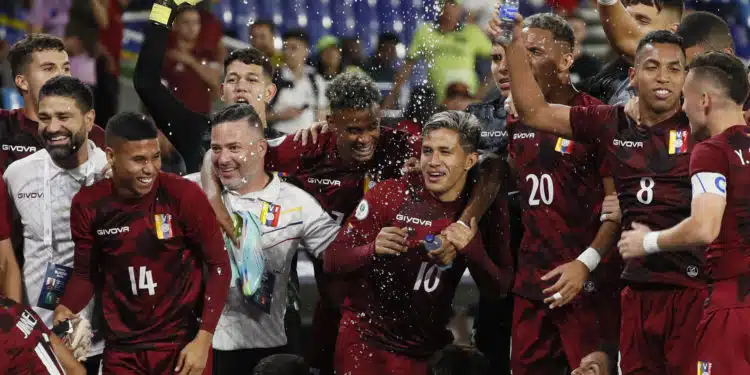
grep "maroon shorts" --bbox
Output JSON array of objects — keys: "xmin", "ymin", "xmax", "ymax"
[
  {"xmin": 334, "ymin": 312, "xmax": 429, "ymax": 375},
  {"xmin": 619, "ymin": 285, "xmax": 706, "ymax": 375},
  {"xmin": 103, "ymin": 346, "xmax": 213, "ymax": 375},
  {"xmin": 510, "ymin": 295, "xmax": 602, "ymax": 375},
  {"xmin": 694, "ymin": 307, "xmax": 750, "ymax": 374}
]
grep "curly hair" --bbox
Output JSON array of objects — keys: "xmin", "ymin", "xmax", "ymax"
[{"xmin": 325, "ymin": 70, "xmax": 382, "ymax": 111}]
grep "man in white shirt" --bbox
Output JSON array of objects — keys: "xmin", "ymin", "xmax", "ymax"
[
  {"xmin": 186, "ymin": 103, "xmax": 340, "ymax": 374},
  {"xmin": 3, "ymin": 76, "xmax": 108, "ymax": 373}
]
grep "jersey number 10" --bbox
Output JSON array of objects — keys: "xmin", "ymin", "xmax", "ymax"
[{"xmin": 128, "ymin": 266, "xmax": 158, "ymax": 296}]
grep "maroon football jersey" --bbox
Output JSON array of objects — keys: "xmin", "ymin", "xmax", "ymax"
[
  {"xmin": 0, "ymin": 178, "xmax": 12, "ymax": 241},
  {"xmin": 508, "ymin": 92, "xmax": 613, "ymax": 300},
  {"xmin": 324, "ymin": 175, "xmax": 512, "ymax": 358},
  {"xmin": 570, "ymin": 106, "xmax": 704, "ymax": 287},
  {"xmin": 0, "ymin": 109, "xmax": 105, "ymax": 173},
  {"xmin": 265, "ymin": 128, "xmax": 420, "ymax": 223},
  {"xmin": 0, "ymin": 295, "xmax": 66, "ymax": 374},
  {"xmin": 61, "ymin": 172, "xmax": 230, "ymax": 350}
]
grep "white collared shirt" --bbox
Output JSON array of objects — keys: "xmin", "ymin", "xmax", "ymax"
[
  {"xmin": 185, "ymin": 173, "xmax": 340, "ymax": 349},
  {"xmin": 4, "ymin": 140, "xmax": 108, "ymax": 356}
]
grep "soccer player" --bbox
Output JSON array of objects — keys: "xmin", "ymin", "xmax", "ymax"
[
  {"xmin": 0, "ymin": 179, "xmax": 20, "ymax": 303},
  {"xmin": 4, "ymin": 76, "xmax": 109, "ymax": 372},
  {"xmin": 186, "ymin": 104, "xmax": 340, "ymax": 373},
  {"xmin": 496, "ymin": 13, "xmax": 705, "ymax": 374},
  {"xmin": 2, "ymin": 33, "xmax": 105, "ymax": 171},
  {"xmin": 617, "ymin": 52, "xmax": 750, "ymax": 374},
  {"xmin": 324, "ymin": 111, "xmax": 511, "ymax": 375},
  {"xmin": 499, "ymin": 14, "xmax": 620, "ymax": 375},
  {"xmin": 54, "ymin": 112, "xmax": 231, "ymax": 374},
  {"xmin": 0, "ymin": 294, "xmax": 85, "ymax": 375}
]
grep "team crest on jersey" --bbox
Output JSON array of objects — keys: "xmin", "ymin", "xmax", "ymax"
[
  {"xmin": 669, "ymin": 130, "xmax": 689, "ymax": 155},
  {"xmin": 355, "ymin": 200, "xmax": 369, "ymax": 220},
  {"xmin": 555, "ymin": 137, "xmax": 574, "ymax": 154},
  {"xmin": 154, "ymin": 214, "xmax": 173, "ymax": 239},
  {"xmin": 697, "ymin": 361, "xmax": 712, "ymax": 375},
  {"xmin": 260, "ymin": 202, "xmax": 281, "ymax": 227}
]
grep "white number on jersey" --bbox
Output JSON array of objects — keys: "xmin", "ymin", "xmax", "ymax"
[
  {"xmin": 413, "ymin": 262, "xmax": 442, "ymax": 293},
  {"xmin": 526, "ymin": 173, "xmax": 554, "ymax": 206},
  {"xmin": 128, "ymin": 266, "xmax": 158, "ymax": 296},
  {"xmin": 637, "ymin": 177, "xmax": 655, "ymax": 205}
]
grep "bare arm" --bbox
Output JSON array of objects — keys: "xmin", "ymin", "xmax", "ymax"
[
  {"xmin": 657, "ymin": 194, "xmax": 724, "ymax": 250},
  {"xmin": 589, "ymin": 177, "xmax": 620, "ymax": 256},
  {"xmin": 90, "ymin": 0, "xmax": 110, "ymax": 29},
  {"xmin": 598, "ymin": 1, "xmax": 660, "ymax": 62},
  {"xmin": 458, "ymin": 153, "xmax": 505, "ymax": 224},
  {"xmin": 0, "ymin": 238, "xmax": 22, "ymax": 303},
  {"xmin": 382, "ymin": 60, "xmax": 415, "ymax": 109},
  {"xmin": 50, "ymin": 334, "xmax": 86, "ymax": 375}
]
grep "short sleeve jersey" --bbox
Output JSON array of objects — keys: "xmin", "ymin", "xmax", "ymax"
[
  {"xmin": 508, "ymin": 92, "xmax": 611, "ymax": 300},
  {"xmin": 569, "ymin": 106, "xmax": 703, "ymax": 287}
]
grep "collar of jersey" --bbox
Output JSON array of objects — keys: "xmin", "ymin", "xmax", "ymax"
[
  {"xmin": 43, "ymin": 140, "xmax": 106, "ymax": 182},
  {"xmin": 225, "ymin": 172, "xmax": 280, "ymax": 202}
]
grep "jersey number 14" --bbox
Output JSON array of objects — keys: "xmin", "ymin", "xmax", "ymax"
[{"xmin": 128, "ymin": 266, "xmax": 158, "ymax": 296}]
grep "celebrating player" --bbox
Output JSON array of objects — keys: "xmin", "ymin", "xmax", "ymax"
[
  {"xmin": 618, "ymin": 52, "xmax": 750, "ymax": 374},
  {"xmin": 495, "ymin": 12, "xmax": 705, "ymax": 374},
  {"xmin": 54, "ymin": 112, "xmax": 230, "ymax": 374},
  {"xmin": 324, "ymin": 111, "xmax": 511, "ymax": 375}
]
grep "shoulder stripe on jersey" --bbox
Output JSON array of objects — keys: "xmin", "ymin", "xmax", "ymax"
[{"xmin": 262, "ymin": 221, "xmax": 304, "ymax": 235}]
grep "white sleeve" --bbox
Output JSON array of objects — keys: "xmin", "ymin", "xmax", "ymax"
[
  {"xmin": 691, "ymin": 172, "xmax": 727, "ymax": 199},
  {"xmin": 299, "ymin": 196, "xmax": 340, "ymax": 259},
  {"xmin": 267, "ymin": 134, "xmax": 288, "ymax": 148}
]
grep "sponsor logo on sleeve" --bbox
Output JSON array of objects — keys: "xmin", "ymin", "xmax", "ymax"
[{"xmin": 354, "ymin": 200, "xmax": 369, "ymax": 220}]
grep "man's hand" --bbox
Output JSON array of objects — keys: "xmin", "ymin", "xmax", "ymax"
[
  {"xmin": 618, "ymin": 222, "xmax": 651, "ymax": 259},
  {"xmin": 541, "ymin": 260, "xmax": 590, "ymax": 309},
  {"xmin": 375, "ymin": 227, "xmax": 409, "ymax": 256},
  {"xmin": 175, "ymin": 330, "xmax": 212, "ymax": 375},
  {"xmin": 293, "ymin": 121, "xmax": 329, "ymax": 145},
  {"xmin": 487, "ymin": 9, "xmax": 524, "ymax": 45},
  {"xmin": 53, "ymin": 304, "xmax": 77, "ymax": 326},
  {"xmin": 427, "ymin": 235, "xmax": 457, "ymax": 266},
  {"xmin": 624, "ymin": 96, "xmax": 640, "ymax": 124},
  {"xmin": 200, "ymin": 153, "xmax": 239, "ymax": 246},
  {"xmin": 401, "ymin": 157, "xmax": 420, "ymax": 175},
  {"xmin": 600, "ymin": 194, "xmax": 621, "ymax": 223},
  {"xmin": 442, "ymin": 218, "xmax": 478, "ymax": 251}
]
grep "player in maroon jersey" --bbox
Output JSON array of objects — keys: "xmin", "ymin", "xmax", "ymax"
[
  {"xmin": 54, "ymin": 112, "xmax": 230, "ymax": 375},
  {"xmin": 502, "ymin": 13, "xmax": 621, "ymax": 375},
  {"xmin": 0, "ymin": 177, "xmax": 21, "ymax": 303},
  {"xmin": 324, "ymin": 110, "xmax": 511, "ymax": 375},
  {"xmin": 493, "ymin": 11, "xmax": 705, "ymax": 374},
  {"xmin": 0, "ymin": 294, "xmax": 85, "ymax": 374},
  {"xmin": 618, "ymin": 52, "xmax": 750, "ymax": 374}
]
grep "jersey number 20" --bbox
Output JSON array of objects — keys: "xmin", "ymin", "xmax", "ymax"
[
  {"xmin": 128, "ymin": 266, "xmax": 158, "ymax": 296},
  {"xmin": 526, "ymin": 173, "xmax": 554, "ymax": 206}
]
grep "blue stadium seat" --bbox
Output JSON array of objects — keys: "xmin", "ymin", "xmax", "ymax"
[
  {"xmin": 330, "ymin": 0, "xmax": 356, "ymax": 37},
  {"xmin": 212, "ymin": 0, "xmax": 235, "ymax": 33},
  {"xmin": 232, "ymin": 0, "xmax": 262, "ymax": 43},
  {"xmin": 283, "ymin": 0, "xmax": 309, "ymax": 31},
  {"xmin": 355, "ymin": 0, "xmax": 380, "ymax": 54},
  {"xmin": 1, "ymin": 88, "xmax": 23, "ymax": 110},
  {"xmin": 257, "ymin": 0, "xmax": 283, "ymax": 31},
  {"xmin": 305, "ymin": 0, "xmax": 330, "ymax": 47}
]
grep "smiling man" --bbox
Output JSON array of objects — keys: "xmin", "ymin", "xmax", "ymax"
[{"xmin": 323, "ymin": 111, "xmax": 510, "ymax": 375}]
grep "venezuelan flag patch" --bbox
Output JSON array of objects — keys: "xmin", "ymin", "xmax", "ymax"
[
  {"xmin": 154, "ymin": 214, "xmax": 173, "ymax": 239},
  {"xmin": 669, "ymin": 129, "xmax": 689, "ymax": 155}
]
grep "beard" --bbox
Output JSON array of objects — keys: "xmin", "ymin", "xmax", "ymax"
[{"xmin": 44, "ymin": 129, "xmax": 87, "ymax": 161}]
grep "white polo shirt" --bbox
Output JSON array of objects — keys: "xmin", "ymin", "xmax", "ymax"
[
  {"xmin": 4, "ymin": 140, "xmax": 108, "ymax": 357},
  {"xmin": 186, "ymin": 173, "xmax": 340, "ymax": 350}
]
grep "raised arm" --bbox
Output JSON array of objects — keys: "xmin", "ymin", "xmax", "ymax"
[
  {"xmin": 493, "ymin": 15, "xmax": 575, "ymax": 138},
  {"xmin": 458, "ymin": 153, "xmax": 505, "ymax": 224},
  {"xmin": 598, "ymin": 0, "xmax": 654, "ymax": 62}
]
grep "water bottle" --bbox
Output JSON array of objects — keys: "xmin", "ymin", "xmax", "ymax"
[
  {"xmin": 424, "ymin": 234, "xmax": 452, "ymax": 271},
  {"xmin": 496, "ymin": 0, "xmax": 519, "ymax": 45}
]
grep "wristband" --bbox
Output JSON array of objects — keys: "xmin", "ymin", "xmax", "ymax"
[
  {"xmin": 598, "ymin": 0, "xmax": 618, "ymax": 6},
  {"xmin": 457, "ymin": 220, "xmax": 470, "ymax": 229},
  {"xmin": 643, "ymin": 231, "xmax": 662, "ymax": 254},
  {"xmin": 149, "ymin": 3, "xmax": 172, "ymax": 26},
  {"xmin": 576, "ymin": 247, "xmax": 601, "ymax": 272}
]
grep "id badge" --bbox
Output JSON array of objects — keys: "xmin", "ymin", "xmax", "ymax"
[
  {"xmin": 37, "ymin": 263, "xmax": 73, "ymax": 310},
  {"xmin": 244, "ymin": 271, "xmax": 276, "ymax": 314}
]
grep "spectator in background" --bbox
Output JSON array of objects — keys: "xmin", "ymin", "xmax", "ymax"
[
  {"xmin": 268, "ymin": 29, "xmax": 327, "ymax": 134},
  {"xmin": 340, "ymin": 37, "xmax": 365, "ymax": 70},
  {"xmin": 162, "ymin": 6, "xmax": 222, "ymax": 114},
  {"xmin": 250, "ymin": 20, "xmax": 284, "ymax": 69},
  {"xmin": 29, "ymin": 0, "xmax": 72, "ymax": 37},
  {"xmin": 397, "ymin": 84, "xmax": 438, "ymax": 137},
  {"xmin": 64, "ymin": 0, "xmax": 108, "ymax": 86},
  {"xmin": 315, "ymin": 35, "xmax": 342, "ymax": 81},
  {"xmin": 253, "ymin": 354, "xmax": 309, "ymax": 375},
  {"xmin": 565, "ymin": 11, "xmax": 602, "ymax": 86},
  {"xmin": 196, "ymin": 1, "xmax": 227, "ymax": 64},
  {"xmin": 442, "ymin": 81, "xmax": 478, "ymax": 111},
  {"xmin": 364, "ymin": 32, "xmax": 400, "ymax": 83},
  {"xmin": 384, "ymin": 0, "xmax": 492, "ymax": 108},
  {"xmin": 94, "ymin": 0, "xmax": 129, "ymax": 126},
  {"xmin": 428, "ymin": 345, "xmax": 490, "ymax": 375}
]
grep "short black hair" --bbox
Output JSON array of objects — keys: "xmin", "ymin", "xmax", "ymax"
[
  {"xmin": 282, "ymin": 29, "xmax": 309, "ymax": 45},
  {"xmin": 105, "ymin": 112, "xmax": 159, "ymax": 147},
  {"xmin": 621, "ymin": 0, "xmax": 684, "ymax": 16},
  {"xmin": 211, "ymin": 103, "xmax": 263, "ymax": 132},
  {"xmin": 635, "ymin": 30, "xmax": 685, "ymax": 60},
  {"xmin": 252, "ymin": 354, "xmax": 307, "ymax": 375},
  {"xmin": 173, "ymin": 6, "xmax": 200, "ymax": 20},
  {"xmin": 224, "ymin": 47, "xmax": 274, "ymax": 78},
  {"xmin": 8, "ymin": 33, "xmax": 66, "ymax": 78},
  {"xmin": 689, "ymin": 51, "xmax": 750, "ymax": 105},
  {"xmin": 677, "ymin": 11, "xmax": 734, "ymax": 52},
  {"xmin": 325, "ymin": 70, "xmax": 381, "ymax": 111},
  {"xmin": 250, "ymin": 19, "xmax": 275, "ymax": 34},
  {"xmin": 38, "ymin": 76, "xmax": 94, "ymax": 113},
  {"xmin": 524, "ymin": 13, "xmax": 576, "ymax": 50},
  {"xmin": 428, "ymin": 345, "xmax": 489, "ymax": 375},
  {"xmin": 378, "ymin": 32, "xmax": 400, "ymax": 45}
]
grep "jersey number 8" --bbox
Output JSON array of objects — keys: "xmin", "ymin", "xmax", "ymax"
[
  {"xmin": 128, "ymin": 266, "xmax": 158, "ymax": 296},
  {"xmin": 637, "ymin": 177, "xmax": 655, "ymax": 205}
]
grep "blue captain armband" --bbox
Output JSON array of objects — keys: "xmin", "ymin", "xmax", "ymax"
[{"xmin": 691, "ymin": 172, "xmax": 727, "ymax": 199}]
